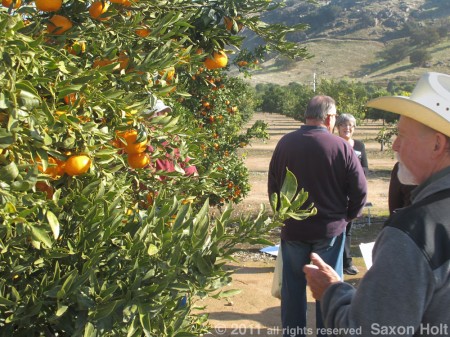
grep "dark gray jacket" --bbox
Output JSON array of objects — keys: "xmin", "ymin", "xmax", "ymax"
[{"xmin": 322, "ymin": 167, "xmax": 450, "ymax": 336}]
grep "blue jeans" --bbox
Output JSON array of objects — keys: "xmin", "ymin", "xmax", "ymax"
[{"xmin": 281, "ymin": 233, "xmax": 345, "ymax": 337}]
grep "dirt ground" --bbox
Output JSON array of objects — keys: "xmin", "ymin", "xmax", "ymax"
[{"xmin": 197, "ymin": 112, "xmax": 396, "ymax": 337}]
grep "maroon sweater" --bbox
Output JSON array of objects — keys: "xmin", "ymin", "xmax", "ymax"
[{"xmin": 268, "ymin": 125, "xmax": 367, "ymax": 241}]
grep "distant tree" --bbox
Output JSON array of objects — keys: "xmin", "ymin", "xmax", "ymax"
[
  {"xmin": 410, "ymin": 48, "xmax": 432, "ymax": 66},
  {"xmin": 379, "ymin": 40, "xmax": 411, "ymax": 64},
  {"xmin": 410, "ymin": 27, "xmax": 441, "ymax": 47},
  {"xmin": 259, "ymin": 85, "xmax": 285, "ymax": 113}
]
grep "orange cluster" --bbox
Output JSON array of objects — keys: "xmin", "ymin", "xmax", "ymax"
[{"xmin": 114, "ymin": 129, "xmax": 150, "ymax": 169}]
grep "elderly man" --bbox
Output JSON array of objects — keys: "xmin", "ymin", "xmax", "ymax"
[
  {"xmin": 268, "ymin": 95, "xmax": 367, "ymax": 337},
  {"xmin": 304, "ymin": 72, "xmax": 450, "ymax": 336}
]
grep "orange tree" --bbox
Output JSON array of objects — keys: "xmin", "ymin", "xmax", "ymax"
[{"xmin": 0, "ymin": 0, "xmax": 311, "ymax": 335}]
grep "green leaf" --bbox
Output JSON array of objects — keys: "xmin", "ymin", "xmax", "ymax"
[
  {"xmin": 57, "ymin": 270, "xmax": 78, "ymax": 299},
  {"xmin": 30, "ymin": 225, "xmax": 52, "ymax": 248},
  {"xmin": 0, "ymin": 296, "xmax": 15, "ymax": 307},
  {"xmin": 174, "ymin": 333, "xmax": 197, "ymax": 337},
  {"xmin": 56, "ymin": 305, "xmax": 68, "ymax": 317},
  {"xmin": 172, "ymin": 204, "xmax": 190, "ymax": 230},
  {"xmin": 0, "ymin": 129, "xmax": 14, "ymax": 148},
  {"xmin": 91, "ymin": 300, "xmax": 124, "ymax": 320},
  {"xmin": 269, "ymin": 192, "xmax": 278, "ymax": 213},
  {"xmin": 216, "ymin": 289, "xmax": 241, "ymax": 298},
  {"xmin": 280, "ymin": 168, "xmax": 297, "ymax": 201},
  {"xmin": 0, "ymin": 161, "xmax": 19, "ymax": 182},
  {"xmin": 57, "ymin": 85, "xmax": 83, "ymax": 100},
  {"xmin": 139, "ymin": 312, "xmax": 152, "ymax": 333},
  {"xmin": 194, "ymin": 253, "xmax": 212, "ymax": 274},
  {"xmin": 11, "ymin": 180, "xmax": 33, "ymax": 192},
  {"xmin": 16, "ymin": 80, "xmax": 40, "ymax": 98},
  {"xmin": 290, "ymin": 188, "xmax": 308, "ymax": 210},
  {"xmin": 83, "ymin": 322, "xmax": 97, "ymax": 337},
  {"xmin": 46, "ymin": 210, "xmax": 60, "ymax": 240}
]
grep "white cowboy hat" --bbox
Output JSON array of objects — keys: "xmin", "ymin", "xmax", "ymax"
[{"xmin": 366, "ymin": 72, "xmax": 450, "ymax": 137}]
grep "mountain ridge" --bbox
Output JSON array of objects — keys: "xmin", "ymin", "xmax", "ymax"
[{"xmin": 242, "ymin": 0, "xmax": 450, "ymax": 86}]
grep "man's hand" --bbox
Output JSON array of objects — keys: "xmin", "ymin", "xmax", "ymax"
[{"xmin": 303, "ymin": 253, "xmax": 342, "ymax": 301}]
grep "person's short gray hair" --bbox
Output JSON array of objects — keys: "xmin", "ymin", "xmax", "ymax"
[
  {"xmin": 304, "ymin": 95, "xmax": 336, "ymax": 121},
  {"xmin": 336, "ymin": 113, "xmax": 357, "ymax": 127}
]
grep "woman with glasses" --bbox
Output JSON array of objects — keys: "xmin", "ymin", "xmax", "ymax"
[{"xmin": 335, "ymin": 113, "xmax": 368, "ymax": 275}]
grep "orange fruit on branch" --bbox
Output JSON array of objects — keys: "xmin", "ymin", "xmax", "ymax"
[
  {"xmin": 135, "ymin": 27, "xmax": 150, "ymax": 37},
  {"xmin": 92, "ymin": 57, "xmax": 113, "ymax": 68},
  {"xmin": 37, "ymin": 156, "xmax": 65, "ymax": 179},
  {"xmin": 127, "ymin": 152, "xmax": 150, "ymax": 169},
  {"xmin": 204, "ymin": 51, "xmax": 228, "ymax": 70},
  {"xmin": 118, "ymin": 129, "xmax": 148, "ymax": 154},
  {"xmin": 47, "ymin": 15, "xmax": 73, "ymax": 35},
  {"xmin": 117, "ymin": 51, "xmax": 130, "ymax": 70},
  {"xmin": 36, "ymin": 181, "xmax": 54, "ymax": 199},
  {"xmin": 65, "ymin": 154, "xmax": 91, "ymax": 176},
  {"xmin": 2, "ymin": 0, "xmax": 21, "ymax": 9},
  {"xmin": 224, "ymin": 16, "xmax": 233, "ymax": 31},
  {"xmin": 89, "ymin": 1, "xmax": 110, "ymax": 20},
  {"xmin": 35, "ymin": 0, "xmax": 62, "ymax": 12},
  {"xmin": 158, "ymin": 66, "xmax": 175, "ymax": 82}
]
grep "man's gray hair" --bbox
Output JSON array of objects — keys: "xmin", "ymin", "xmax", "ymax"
[
  {"xmin": 336, "ymin": 113, "xmax": 357, "ymax": 127},
  {"xmin": 304, "ymin": 95, "xmax": 336, "ymax": 121}
]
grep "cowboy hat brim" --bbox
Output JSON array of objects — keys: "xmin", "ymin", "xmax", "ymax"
[{"xmin": 366, "ymin": 96, "xmax": 450, "ymax": 137}]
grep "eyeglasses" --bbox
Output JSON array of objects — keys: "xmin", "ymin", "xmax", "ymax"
[{"xmin": 338, "ymin": 124, "xmax": 355, "ymax": 129}]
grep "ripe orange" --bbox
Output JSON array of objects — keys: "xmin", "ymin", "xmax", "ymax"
[
  {"xmin": 64, "ymin": 92, "xmax": 85, "ymax": 106},
  {"xmin": 92, "ymin": 58, "xmax": 113, "ymax": 68},
  {"xmin": 146, "ymin": 191, "xmax": 154, "ymax": 205},
  {"xmin": 65, "ymin": 154, "xmax": 91, "ymax": 176},
  {"xmin": 89, "ymin": 1, "xmax": 110, "ymax": 20},
  {"xmin": 135, "ymin": 27, "xmax": 150, "ymax": 37},
  {"xmin": 117, "ymin": 51, "xmax": 129, "ymax": 70},
  {"xmin": 110, "ymin": 0, "xmax": 125, "ymax": 3},
  {"xmin": 119, "ymin": 129, "xmax": 148, "ymax": 154},
  {"xmin": 158, "ymin": 66, "xmax": 175, "ymax": 82},
  {"xmin": 127, "ymin": 152, "xmax": 150, "ymax": 169},
  {"xmin": 35, "ymin": 0, "xmax": 62, "ymax": 12},
  {"xmin": 36, "ymin": 181, "xmax": 54, "ymax": 199},
  {"xmin": 2, "ymin": 0, "xmax": 21, "ymax": 9},
  {"xmin": 37, "ymin": 156, "xmax": 65, "ymax": 179},
  {"xmin": 224, "ymin": 16, "xmax": 233, "ymax": 31},
  {"xmin": 204, "ymin": 51, "xmax": 228, "ymax": 70},
  {"xmin": 122, "ymin": 0, "xmax": 135, "ymax": 6},
  {"xmin": 224, "ymin": 16, "xmax": 243, "ymax": 32},
  {"xmin": 47, "ymin": 15, "xmax": 73, "ymax": 35}
]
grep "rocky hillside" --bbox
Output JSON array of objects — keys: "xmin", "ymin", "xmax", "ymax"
[{"xmin": 240, "ymin": 0, "xmax": 450, "ymax": 85}]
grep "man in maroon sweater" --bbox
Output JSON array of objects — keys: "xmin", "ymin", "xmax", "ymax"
[{"xmin": 268, "ymin": 95, "xmax": 367, "ymax": 337}]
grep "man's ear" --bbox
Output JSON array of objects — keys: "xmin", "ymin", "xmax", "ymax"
[{"xmin": 432, "ymin": 133, "xmax": 449, "ymax": 156}]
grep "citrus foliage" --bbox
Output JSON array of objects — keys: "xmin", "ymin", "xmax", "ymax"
[{"xmin": 0, "ymin": 0, "xmax": 310, "ymax": 335}]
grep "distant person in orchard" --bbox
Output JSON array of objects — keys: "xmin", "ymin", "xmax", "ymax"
[
  {"xmin": 335, "ymin": 113, "xmax": 368, "ymax": 275},
  {"xmin": 145, "ymin": 99, "xmax": 198, "ymax": 179},
  {"xmin": 268, "ymin": 95, "xmax": 367, "ymax": 337},
  {"xmin": 304, "ymin": 72, "xmax": 450, "ymax": 336}
]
